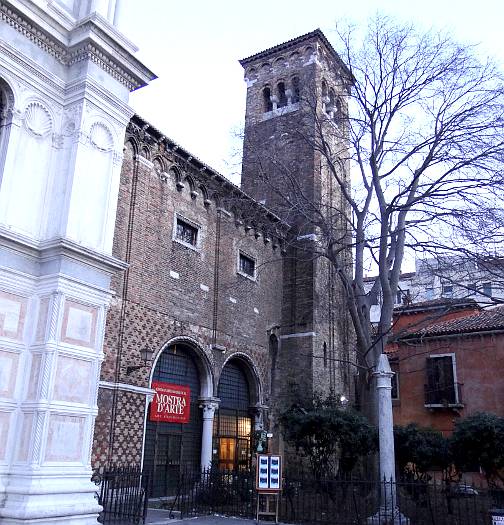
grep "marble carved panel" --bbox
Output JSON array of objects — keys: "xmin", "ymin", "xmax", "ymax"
[
  {"xmin": 53, "ymin": 355, "xmax": 92, "ymax": 403},
  {"xmin": 0, "ymin": 411, "xmax": 11, "ymax": 461},
  {"xmin": 26, "ymin": 354, "xmax": 42, "ymax": 400},
  {"xmin": 0, "ymin": 350, "xmax": 19, "ymax": 398},
  {"xmin": 16, "ymin": 412, "xmax": 34, "ymax": 462},
  {"xmin": 0, "ymin": 291, "xmax": 27, "ymax": 341},
  {"xmin": 35, "ymin": 296, "xmax": 50, "ymax": 343},
  {"xmin": 61, "ymin": 300, "xmax": 98, "ymax": 348},
  {"xmin": 45, "ymin": 414, "xmax": 85, "ymax": 462}
]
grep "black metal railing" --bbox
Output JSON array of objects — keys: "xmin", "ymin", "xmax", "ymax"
[
  {"xmin": 167, "ymin": 467, "xmax": 502, "ymax": 525},
  {"xmin": 424, "ymin": 382, "xmax": 463, "ymax": 406},
  {"xmin": 92, "ymin": 465, "xmax": 149, "ymax": 524},
  {"xmin": 91, "ymin": 465, "xmax": 503, "ymax": 525}
]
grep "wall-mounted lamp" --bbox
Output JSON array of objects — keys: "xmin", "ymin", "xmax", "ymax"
[
  {"xmin": 211, "ymin": 343, "xmax": 227, "ymax": 354},
  {"xmin": 126, "ymin": 346, "xmax": 154, "ymax": 375}
]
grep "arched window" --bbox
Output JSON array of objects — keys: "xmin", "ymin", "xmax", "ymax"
[
  {"xmin": 321, "ymin": 80, "xmax": 328, "ymax": 100},
  {"xmin": 214, "ymin": 360, "xmax": 252, "ymax": 471},
  {"xmin": 291, "ymin": 77, "xmax": 300, "ymax": 104},
  {"xmin": 328, "ymin": 88, "xmax": 336, "ymax": 116},
  {"xmin": 263, "ymin": 87, "xmax": 273, "ymax": 112},
  {"xmin": 335, "ymin": 98, "xmax": 343, "ymax": 125},
  {"xmin": 0, "ymin": 79, "xmax": 14, "ymax": 184},
  {"xmin": 277, "ymin": 82, "xmax": 287, "ymax": 108}
]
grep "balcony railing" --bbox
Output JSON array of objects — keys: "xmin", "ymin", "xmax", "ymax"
[{"xmin": 424, "ymin": 382, "xmax": 463, "ymax": 407}]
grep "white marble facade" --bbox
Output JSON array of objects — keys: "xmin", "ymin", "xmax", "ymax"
[{"xmin": 0, "ymin": 0, "xmax": 154, "ymax": 522}]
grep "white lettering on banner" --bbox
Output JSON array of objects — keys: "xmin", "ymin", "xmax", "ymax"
[{"xmin": 149, "ymin": 381, "xmax": 191, "ymax": 423}]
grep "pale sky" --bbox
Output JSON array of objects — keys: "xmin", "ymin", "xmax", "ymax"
[{"xmin": 122, "ymin": 0, "xmax": 504, "ymax": 185}]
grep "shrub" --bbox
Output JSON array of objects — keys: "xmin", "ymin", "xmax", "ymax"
[{"xmin": 281, "ymin": 395, "xmax": 377, "ymax": 479}]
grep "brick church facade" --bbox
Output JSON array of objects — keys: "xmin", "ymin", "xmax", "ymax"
[{"xmin": 92, "ymin": 30, "xmax": 354, "ymax": 484}]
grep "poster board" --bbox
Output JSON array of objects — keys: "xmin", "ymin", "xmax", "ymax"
[
  {"xmin": 256, "ymin": 454, "xmax": 282, "ymax": 492},
  {"xmin": 149, "ymin": 381, "xmax": 190, "ymax": 423}
]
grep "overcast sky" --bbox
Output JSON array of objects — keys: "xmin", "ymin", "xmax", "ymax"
[{"xmin": 122, "ymin": 0, "xmax": 504, "ymax": 185}]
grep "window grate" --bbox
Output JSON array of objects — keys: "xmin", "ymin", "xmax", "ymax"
[
  {"xmin": 239, "ymin": 253, "xmax": 255, "ymax": 278},
  {"xmin": 218, "ymin": 361, "xmax": 250, "ymax": 410},
  {"xmin": 176, "ymin": 218, "xmax": 198, "ymax": 246}
]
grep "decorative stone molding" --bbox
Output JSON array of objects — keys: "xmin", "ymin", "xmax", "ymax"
[
  {"xmin": 66, "ymin": 42, "xmax": 142, "ymax": 91},
  {"xmin": 89, "ymin": 122, "xmax": 114, "ymax": 152},
  {"xmin": 0, "ymin": 3, "xmax": 67, "ymax": 62},
  {"xmin": 52, "ymin": 133, "xmax": 64, "ymax": 149},
  {"xmin": 0, "ymin": 2, "xmax": 155, "ymax": 91},
  {"xmin": 113, "ymin": 151, "xmax": 123, "ymax": 166},
  {"xmin": 99, "ymin": 380, "xmax": 155, "ymax": 397},
  {"xmin": 24, "ymin": 101, "xmax": 52, "ymax": 137},
  {"xmin": 199, "ymin": 397, "xmax": 220, "ymax": 419}
]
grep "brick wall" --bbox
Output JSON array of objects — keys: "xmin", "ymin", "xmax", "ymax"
[
  {"xmin": 92, "ymin": 119, "xmax": 284, "ymax": 469},
  {"xmin": 392, "ymin": 333, "xmax": 504, "ymax": 435}
]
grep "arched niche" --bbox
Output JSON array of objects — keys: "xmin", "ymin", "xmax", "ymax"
[{"xmin": 0, "ymin": 77, "xmax": 15, "ymax": 188}]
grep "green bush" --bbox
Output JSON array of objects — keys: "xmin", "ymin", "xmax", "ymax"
[
  {"xmin": 451, "ymin": 412, "xmax": 504, "ymax": 485},
  {"xmin": 281, "ymin": 395, "xmax": 377, "ymax": 479},
  {"xmin": 394, "ymin": 423, "xmax": 451, "ymax": 481}
]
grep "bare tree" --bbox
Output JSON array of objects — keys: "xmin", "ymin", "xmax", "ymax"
[{"xmin": 241, "ymin": 15, "xmax": 504, "ymax": 378}]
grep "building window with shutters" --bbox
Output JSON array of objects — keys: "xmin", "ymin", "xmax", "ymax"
[{"xmin": 424, "ymin": 354, "xmax": 462, "ymax": 407}]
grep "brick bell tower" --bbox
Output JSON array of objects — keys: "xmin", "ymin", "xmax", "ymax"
[{"xmin": 240, "ymin": 30, "xmax": 354, "ymax": 421}]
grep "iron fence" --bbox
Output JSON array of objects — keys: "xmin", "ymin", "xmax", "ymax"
[
  {"xmin": 92, "ymin": 465, "xmax": 149, "ymax": 524},
  {"xmin": 168, "ymin": 467, "xmax": 503, "ymax": 525},
  {"xmin": 91, "ymin": 464, "xmax": 504, "ymax": 524}
]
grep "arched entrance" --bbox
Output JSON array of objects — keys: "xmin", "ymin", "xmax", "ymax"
[
  {"xmin": 213, "ymin": 358, "xmax": 255, "ymax": 471},
  {"xmin": 144, "ymin": 342, "xmax": 210, "ymax": 496}
]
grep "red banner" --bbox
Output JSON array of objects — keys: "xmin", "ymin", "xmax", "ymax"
[{"xmin": 149, "ymin": 381, "xmax": 191, "ymax": 423}]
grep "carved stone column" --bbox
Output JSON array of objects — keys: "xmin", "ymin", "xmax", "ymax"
[{"xmin": 199, "ymin": 398, "xmax": 219, "ymax": 470}]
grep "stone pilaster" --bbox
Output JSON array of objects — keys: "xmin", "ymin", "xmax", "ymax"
[{"xmin": 0, "ymin": 0, "xmax": 154, "ymax": 522}]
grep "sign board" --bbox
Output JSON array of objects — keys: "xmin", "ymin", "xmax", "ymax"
[
  {"xmin": 493, "ymin": 516, "xmax": 504, "ymax": 524},
  {"xmin": 149, "ymin": 381, "xmax": 190, "ymax": 423},
  {"xmin": 256, "ymin": 454, "xmax": 282, "ymax": 492}
]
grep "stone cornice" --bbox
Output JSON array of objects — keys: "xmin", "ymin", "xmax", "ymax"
[
  {"xmin": 0, "ymin": 1, "xmax": 156, "ymax": 91},
  {"xmin": 0, "ymin": 227, "xmax": 128, "ymax": 275},
  {"xmin": 126, "ymin": 116, "xmax": 290, "ymax": 236},
  {"xmin": 99, "ymin": 380, "xmax": 155, "ymax": 397}
]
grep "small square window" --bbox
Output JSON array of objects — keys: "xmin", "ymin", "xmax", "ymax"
[
  {"xmin": 483, "ymin": 282, "xmax": 492, "ymax": 297},
  {"xmin": 175, "ymin": 217, "xmax": 198, "ymax": 247},
  {"xmin": 239, "ymin": 253, "xmax": 256, "ymax": 278},
  {"xmin": 395, "ymin": 289, "xmax": 410, "ymax": 305},
  {"xmin": 441, "ymin": 284, "xmax": 453, "ymax": 298}
]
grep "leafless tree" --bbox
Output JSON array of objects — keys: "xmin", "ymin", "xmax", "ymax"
[{"xmin": 239, "ymin": 15, "xmax": 504, "ymax": 383}]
